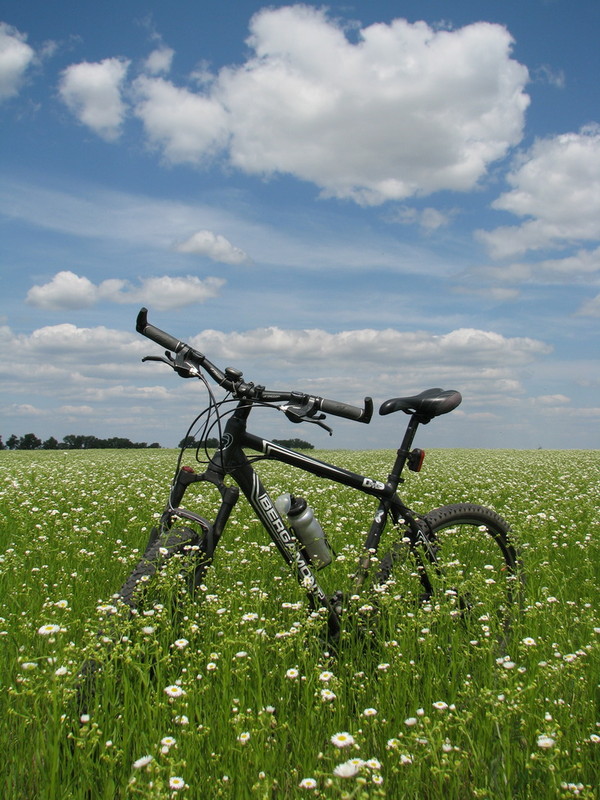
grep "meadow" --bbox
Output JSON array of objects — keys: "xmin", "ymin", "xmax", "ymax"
[{"xmin": 1, "ymin": 447, "xmax": 599, "ymax": 799}]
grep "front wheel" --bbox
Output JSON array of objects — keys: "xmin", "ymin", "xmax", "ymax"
[
  {"xmin": 415, "ymin": 503, "xmax": 520, "ymax": 613},
  {"xmin": 117, "ymin": 526, "xmax": 210, "ymax": 608}
]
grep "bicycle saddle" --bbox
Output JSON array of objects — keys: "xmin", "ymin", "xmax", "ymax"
[{"xmin": 379, "ymin": 388, "xmax": 462, "ymax": 419}]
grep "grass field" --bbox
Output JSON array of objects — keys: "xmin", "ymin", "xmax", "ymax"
[{"xmin": 1, "ymin": 448, "xmax": 599, "ymax": 799}]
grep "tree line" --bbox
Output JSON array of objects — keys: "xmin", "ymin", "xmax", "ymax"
[
  {"xmin": 1, "ymin": 433, "xmax": 314, "ymax": 452},
  {"xmin": 0, "ymin": 433, "xmax": 161, "ymax": 450}
]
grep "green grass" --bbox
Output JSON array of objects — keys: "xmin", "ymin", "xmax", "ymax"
[{"xmin": 1, "ymin": 448, "xmax": 599, "ymax": 799}]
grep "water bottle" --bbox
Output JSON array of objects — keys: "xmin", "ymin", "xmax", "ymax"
[{"xmin": 274, "ymin": 493, "xmax": 333, "ymax": 569}]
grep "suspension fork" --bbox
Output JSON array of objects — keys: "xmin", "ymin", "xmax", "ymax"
[{"xmin": 162, "ymin": 451, "xmax": 240, "ymax": 558}]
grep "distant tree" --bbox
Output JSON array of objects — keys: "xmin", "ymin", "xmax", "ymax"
[
  {"xmin": 272, "ymin": 438, "xmax": 314, "ymax": 450},
  {"xmin": 178, "ymin": 436, "xmax": 197, "ymax": 449},
  {"xmin": 42, "ymin": 436, "xmax": 60, "ymax": 450},
  {"xmin": 6, "ymin": 434, "xmax": 19, "ymax": 450},
  {"xmin": 63, "ymin": 434, "xmax": 86, "ymax": 449},
  {"xmin": 147, "ymin": 442, "xmax": 161, "ymax": 448},
  {"xmin": 18, "ymin": 433, "xmax": 43, "ymax": 450},
  {"xmin": 0, "ymin": 436, "xmax": 5, "ymax": 450}
]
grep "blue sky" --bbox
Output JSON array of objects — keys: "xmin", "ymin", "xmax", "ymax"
[{"xmin": 1, "ymin": 0, "xmax": 599, "ymax": 450}]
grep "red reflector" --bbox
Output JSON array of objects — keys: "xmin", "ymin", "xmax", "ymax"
[
  {"xmin": 408, "ymin": 448, "xmax": 426, "ymax": 472},
  {"xmin": 181, "ymin": 466, "xmax": 195, "ymax": 473}
]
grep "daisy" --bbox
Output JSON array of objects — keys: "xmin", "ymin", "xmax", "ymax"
[
  {"xmin": 161, "ymin": 736, "xmax": 176, "ymax": 748},
  {"xmin": 169, "ymin": 776, "xmax": 186, "ymax": 790},
  {"xmin": 38, "ymin": 624, "xmax": 61, "ymax": 636},
  {"xmin": 164, "ymin": 685, "xmax": 186, "ymax": 699},
  {"xmin": 537, "ymin": 734, "xmax": 555, "ymax": 749},
  {"xmin": 331, "ymin": 732, "xmax": 355, "ymax": 748},
  {"xmin": 299, "ymin": 778, "xmax": 317, "ymax": 789},
  {"xmin": 133, "ymin": 754, "xmax": 153, "ymax": 769},
  {"xmin": 334, "ymin": 760, "xmax": 360, "ymax": 778}
]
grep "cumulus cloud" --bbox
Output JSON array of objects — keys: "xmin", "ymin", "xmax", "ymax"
[
  {"xmin": 390, "ymin": 205, "xmax": 456, "ymax": 231},
  {"xmin": 576, "ymin": 293, "xmax": 600, "ymax": 317},
  {"xmin": 59, "ymin": 57, "xmax": 130, "ymax": 141},
  {"xmin": 477, "ymin": 125, "xmax": 600, "ymax": 258},
  {"xmin": 128, "ymin": 275, "xmax": 225, "ymax": 310},
  {"xmin": 126, "ymin": 6, "xmax": 529, "ymax": 203},
  {"xmin": 175, "ymin": 230, "xmax": 251, "ymax": 264},
  {"xmin": 0, "ymin": 21, "xmax": 35, "ymax": 101},
  {"xmin": 477, "ymin": 246, "xmax": 600, "ymax": 286},
  {"xmin": 190, "ymin": 325, "xmax": 550, "ymax": 368},
  {"xmin": 133, "ymin": 74, "xmax": 229, "ymax": 163},
  {"xmin": 26, "ymin": 270, "xmax": 225, "ymax": 311},
  {"xmin": 0, "ymin": 318, "xmax": 559, "ymax": 445},
  {"xmin": 143, "ymin": 45, "xmax": 174, "ymax": 75}
]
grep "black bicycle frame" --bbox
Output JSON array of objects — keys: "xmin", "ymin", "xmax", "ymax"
[{"xmin": 167, "ymin": 399, "xmax": 426, "ymax": 639}]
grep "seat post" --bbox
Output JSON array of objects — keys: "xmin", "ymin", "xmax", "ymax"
[{"xmin": 387, "ymin": 414, "xmax": 422, "ymax": 490}]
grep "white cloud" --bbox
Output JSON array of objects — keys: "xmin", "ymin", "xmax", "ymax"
[
  {"xmin": 175, "ymin": 230, "xmax": 251, "ymax": 264},
  {"xmin": 59, "ymin": 57, "xmax": 130, "ymax": 141},
  {"xmin": 127, "ymin": 275, "xmax": 225, "ymax": 310},
  {"xmin": 576, "ymin": 293, "xmax": 600, "ymax": 317},
  {"xmin": 133, "ymin": 74, "xmax": 229, "ymax": 163},
  {"xmin": 26, "ymin": 270, "xmax": 225, "ymax": 311},
  {"xmin": 534, "ymin": 394, "xmax": 570, "ymax": 405},
  {"xmin": 128, "ymin": 6, "xmax": 528, "ymax": 204},
  {"xmin": 143, "ymin": 46, "xmax": 174, "ymax": 75},
  {"xmin": 478, "ymin": 246, "xmax": 600, "ymax": 288},
  {"xmin": 390, "ymin": 205, "xmax": 456, "ymax": 230},
  {"xmin": 26, "ymin": 271, "xmax": 85, "ymax": 309},
  {"xmin": 190, "ymin": 325, "xmax": 550, "ymax": 368},
  {"xmin": 58, "ymin": 404, "xmax": 94, "ymax": 415},
  {"xmin": 0, "ymin": 22, "xmax": 35, "ymax": 101},
  {"xmin": 0, "ymin": 320, "xmax": 565, "ymax": 446},
  {"xmin": 3, "ymin": 402, "xmax": 45, "ymax": 416},
  {"xmin": 478, "ymin": 126, "xmax": 600, "ymax": 258}
]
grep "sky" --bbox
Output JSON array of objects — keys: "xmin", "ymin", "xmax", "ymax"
[{"xmin": 1, "ymin": 0, "xmax": 599, "ymax": 451}]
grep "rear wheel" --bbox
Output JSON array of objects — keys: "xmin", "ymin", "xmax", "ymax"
[{"xmin": 415, "ymin": 503, "xmax": 520, "ymax": 613}]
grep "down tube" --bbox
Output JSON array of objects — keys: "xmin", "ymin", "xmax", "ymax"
[{"xmin": 229, "ymin": 453, "xmax": 332, "ymax": 612}]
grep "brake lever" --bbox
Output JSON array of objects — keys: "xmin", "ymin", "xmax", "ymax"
[
  {"xmin": 142, "ymin": 354, "xmax": 175, "ymax": 367},
  {"xmin": 280, "ymin": 403, "xmax": 333, "ymax": 435},
  {"xmin": 142, "ymin": 352, "xmax": 197, "ymax": 378}
]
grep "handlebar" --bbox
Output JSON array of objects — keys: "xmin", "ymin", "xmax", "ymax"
[
  {"xmin": 136, "ymin": 307, "xmax": 185, "ymax": 354},
  {"xmin": 136, "ymin": 308, "xmax": 373, "ymax": 424}
]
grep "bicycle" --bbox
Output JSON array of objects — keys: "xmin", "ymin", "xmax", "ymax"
[{"xmin": 106, "ymin": 307, "xmax": 520, "ymax": 650}]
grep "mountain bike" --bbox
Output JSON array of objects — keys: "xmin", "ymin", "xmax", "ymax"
[{"xmin": 109, "ymin": 308, "xmax": 519, "ymax": 648}]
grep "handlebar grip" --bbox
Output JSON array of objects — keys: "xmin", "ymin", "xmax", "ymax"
[
  {"xmin": 136, "ymin": 308, "xmax": 185, "ymax": 353},
  {"xmin": 319, "ymin": 396, "xmax": 373, "ymax": 424}
]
